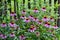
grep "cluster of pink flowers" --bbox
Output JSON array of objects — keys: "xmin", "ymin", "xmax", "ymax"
[
  {"xmin": 0, "ymin": 16, "xmax": 58, "ymax": 29},
  {"xmin": 20, "ymin": 15, "xmax": 58, "ymax": 29},
  {"xmin": 0, "ymin": 22, "xmax": 19, "ymax": 30},
  {"xmin": 0, "ymin": 7, "xmax": 58, "ymax": 40},
  {"xmin": 0, "ymin": 32, "xmax": 26, "ymax": 40},
  {"xmin": 33, "ymin": 7, "xmax": 46, "ymax": 13}
]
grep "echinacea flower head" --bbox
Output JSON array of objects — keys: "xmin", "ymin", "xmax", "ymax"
[
  {"xmin": 37, "ymin": 20, "xmax": 42, "ymax": 24},
  {"xmin": 32, "ymin": 17, "xmax": 39, "ymax": 22},
  {"xmin": 44, "ymin": 22, "xmax": 51, "ymax": 28},
  {"xmin": 33, "ymin": 8, "xmax": 39, "ymax": 13},
  {"xmin": 14, "ymin": 17, "xmax": 18, "ymax": 21},
  {"xmin": 42, "ymin": 16, "xmax": 49, "ymax": 22},
  {"xmin": 10, "ymin": 33, "xmax": 15, "ymax": 38},
  {"xmin": 35, "ymin": 32, "xmax": 40, "ymax": 37},
  {"xmin": 22, "ymin": 10, "xmax": 26, "ymax": 15},
  {"xmin": 9, "ymin": 22, "xmax": 16, "ymax": 28},
  {"xmin": 19, "ymin": 34, "xmax": 25, "ymax": 40},
  {"xmin": 50, "ymin": 17, "xmax": 54, "ymax": 21},
  {"xmin": 1, "ymin": 22, "xmax": 7, "ymax": 27},
  {"xmin": 0, "ymin": 33, "xmax": 3, "ymax": 38},
  {"xmin": 24, "ymin": 18, "xmax": 30, "ymax": 23},
  {"xmin": 20, "ymin": 15, "xmax": 26, "ymax": 19},
  {"xmin": 29, "ymin": 15, "xmax": 34, "ymax": 20},
  {"xmin": 14, "ymin": 25, "xmax": 20, "ymax": 30},
  {"xmin": 2, "ymin": 34, "xmax": 7, "ymax": 39},
  {"xmin": 53, "ymin": 25, "xmax": 58, "ymax": 29},
  {"xmin": 10, "ymin": 12, "xmax": 16, "ymax": 16},
  {"xmin": 42, "ymin": 7, "xmax": 46, "ymax": 11},
  {"xmin": 28, "ymin": 25, "xmax": 36, "ymax": 32},
  {"xmin": 14, "ymin": 16, "xmax": 18, "ymax": 21}
]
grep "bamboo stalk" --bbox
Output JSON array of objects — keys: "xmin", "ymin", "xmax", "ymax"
[
  {"xmin": 15, "ymin": 0, "xmax": 18, "ymax": 15},
  {"xmin": 17, "ymin": 0, "xmax": 23, "ymax": 15},
  {"xmin": 11, "ymin": 0, "xmax": 14, "ymax": 20},
  {"xmin": 39, "ymin": 0, "xmax": 44, "ymax": 17},
  {"xmin": 36, "ymin": 0, "xmax": 40, "ymax": 17},
  {"xmin": 41, "ymin": 0, "xmax": 44, "ymax": 7},
  {"xmin": 7, "ymin": 2, "xmax": 10, "ymax": 22},
  {"xmin": 51, "ymin": 0, "xmax": 54, "ymax": 16},
  {"xmin": 51, "ymin": 0, "xmax": 55, "ymax": 25},
  {"xmin": 56, "ymin": 0, "xmax": 58, "ymax": 26},
  {"xmin": 35, "ymin": 0, "xmax": 39, "ymax": 8},
  {"xmin": 5, "ymin": 0, "xmax": 10, "ymax": 22},
  {"xmin": 30, "ymin": 0, "xmax": 34, "ymax": 15},
  {"xmin": 45, "ymin": 0, "xmax": 49, "ymax": 12},
  {"xmin": 11, "ymin": 0, "xmax": 14, "ymax": 12},
  {"xmin": 25, "ymin": 0, "xmax": 28, "ymax": 10},
  {"xmin": 2, "ymin": 0, "xmax": 5, "ymax": 22},
  {"xmin": 0, "ymin": 0, "xmax": 2, "ymax": 23},
  {"xmin": 30, "ymin": 0, "xmax": 34, "ymax": 9},
  {"xmin": 45, "ymin": 0, "xmax": 49, "ymax": 5}
]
